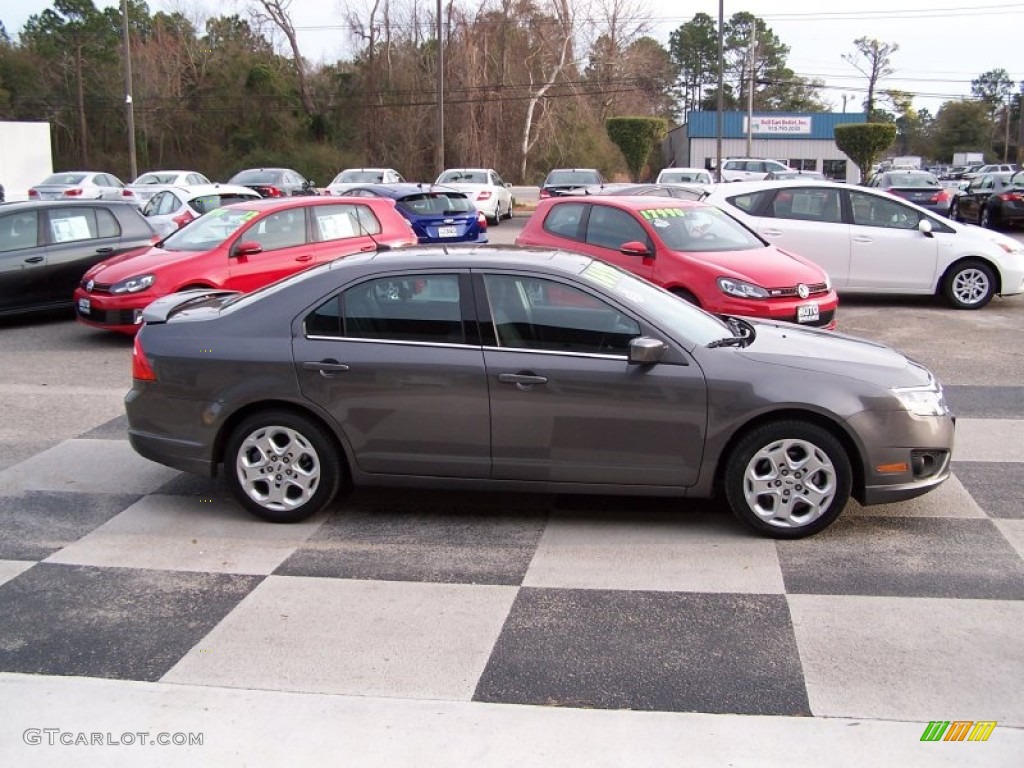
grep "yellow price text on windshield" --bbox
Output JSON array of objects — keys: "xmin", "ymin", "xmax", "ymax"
[{"xmin": 640, "ymin": 208, "xmax": 684, "ymax": 219}]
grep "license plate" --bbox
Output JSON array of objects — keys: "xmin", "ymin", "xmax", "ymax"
[
  {"xmin": 78, "ymin": 298, "xmax": 90, "ymax": 314},
  {"xmin": 437, "ymin": 226, "xmax": 459, "ymax": 238},
  {"xmin": 797, "ymin": 303, "xmax": 819, "ymax": 323}
]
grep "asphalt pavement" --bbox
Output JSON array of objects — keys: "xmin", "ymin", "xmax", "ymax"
[{"xmin": 0, "ymin": 218, "xmax": 1022, "ymax": 766}]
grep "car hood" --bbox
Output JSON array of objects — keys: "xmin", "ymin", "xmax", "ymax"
[
  {"xmin": 950, "ymin": 221, "xmax": 1024, "ymax": 253},
  {"xmin": 683, "ymin": 245, "xmax": 827, "ymax": 286},
  {"xmin": 82, "ymin": 245, "xmax": 205, "ymax": 281},
  {"xmin": 732, "ymin": 322, "xmax": 930, "ymax": 389}
]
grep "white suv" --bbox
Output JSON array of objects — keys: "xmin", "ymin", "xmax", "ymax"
[{"xmin": 719, "ymin": 158, "xmax": 791, "ymax": 182}]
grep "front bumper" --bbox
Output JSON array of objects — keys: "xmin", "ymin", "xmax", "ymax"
[{"xmin": 73, "ymin": 287, "xmax": 154, "ymax": 335}]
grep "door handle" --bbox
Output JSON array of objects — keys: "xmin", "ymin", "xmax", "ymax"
[
  {"xmin": 761, "ymin": 229, "xmax": 783, "ymax": 236},
  {"xmin": 302, "ymin": 360, "xmax": 350, "ymax": 378},
  {"xmin": 359, "ymin": 244, "xmax": 376, "ymax": 252},
  {"xmin": 498, "ymin": 372, "xmax": 548, "ymax": 390},
  {"xmin": 852, "ymin": 236, "xmax": 873, "ymax": 243},
  {"xmin": 95, "ymin": 247, "xmax": 114, "ymax": 254},
  {"xmin": 24, "ymin": 256, "xmax": 45, "ymax": 264},
  {"xmin": 295, "ymin": 254, "xmax": 313, "ymax": 262}
]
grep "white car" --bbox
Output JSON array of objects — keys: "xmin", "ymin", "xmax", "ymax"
[
  {"xmin": 28, "ymin": 172, "xmax": 136, "ymax": 202},
  {"xmin": 325, "ymin": 168, "xmax": 405, "ymax": 196},
  {"xmin": 719, "ymin": 158, "xmax": 792, "ymax": 182},
  {"xmin": 434, "ymin": 168, "xmax": 514, "ymax": 224},
  {"xmin": 128, "ymin": 170, "xmax": 212, "ymax": 205},
  {"xmin": 140, "ymin": 184, "xmax": 261, "ymax": 237},
  {"xmin": 656, "ymin": 167, "xmax": 713, "ymax": 185},
  {"xmin": 704, "ymin": 180, "xmax": 1024, "ymax": 309}
]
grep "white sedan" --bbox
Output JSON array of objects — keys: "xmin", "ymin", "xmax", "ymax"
[
  {"xmin": 140, "ymin": 184, "xmax": 261, "ymax": 237},
  {"xmin": 325, "ymin": 168, "xmax": 405, "ymax": 196},
  {"xmin": 704, "ymin": 180, "xmax": 1024, "ymax": 309},
  {"xmin": 434, "ymin": 168, "xmax": 514, "ymax": 224},
  {"xmin": 128, "ymin": 170, "xmax": 212, "ymax": 205}
]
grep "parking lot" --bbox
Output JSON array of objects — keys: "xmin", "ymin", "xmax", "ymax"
[{"xmin": 1, "ymin": 217, "xmax": 1022, "ymax": 765}]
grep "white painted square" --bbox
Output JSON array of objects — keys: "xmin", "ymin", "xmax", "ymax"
[
  {"xmin": 0, "ymin": 559, "xmax": 34, "ymax": 587},
  {"xmin": 952, "ymin": 419, "xmax": 1024, "ymax": 462},
  {"xmin": 845, "ymin": 474, "xmax": 986, "ymax": 518}
]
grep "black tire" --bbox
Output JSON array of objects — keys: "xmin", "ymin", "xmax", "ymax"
[
  {"xmin": 505, "ymin": 199, "xmax": 515, "ymax": 220},
  {"xmin": 942, "ymin": 259, "xmax": 996, "ymax": 309},
  {"xmin": 948, "ymin": 202, "xmax": 960, "ymax": 221},
  {"xmin": 980, "ymin": 205, "xmax": 997, "ymax": 229},
  {"xmin": 224, "ymin": 410, "xmax": 341, "ymax": 523},
  {"xmin": 723, "ymin": 420, "xmax": 852, "ymax": 539},
  {"xmin": 490, "ymin": 209, "xmax": 501, "ymax": 226},
  {"xmin": 671, "ymin": 288, "xmax": 701, "ymax": 307}
]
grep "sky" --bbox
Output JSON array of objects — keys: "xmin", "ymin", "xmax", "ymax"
[{"xmin": 3, "ymin": 0, "xmax": 1022, "ymax": 116}]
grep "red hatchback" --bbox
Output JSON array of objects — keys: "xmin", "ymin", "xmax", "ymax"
[
  {"xmin": 75, "ymin": 197, "xmax": 417, "ymax": 334},
  {"xmin": 516, "ymin": 197, "xmax": 839, "ymax": 328}
]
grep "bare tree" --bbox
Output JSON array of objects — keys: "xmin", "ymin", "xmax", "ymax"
[
  {"xmin": 842, "ymin": 37, "xmax": 898, "ymax": 119},
  {"xmin": 250, "ymin": 0, "xmax": 316, "ymax": 118}
]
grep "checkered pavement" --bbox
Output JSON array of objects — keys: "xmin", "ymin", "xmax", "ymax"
[{"xmin": 0, "ymin": 386, "xmax": 1022, "ymax": 728}]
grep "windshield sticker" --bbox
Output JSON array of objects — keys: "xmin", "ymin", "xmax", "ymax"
[
  {"xmin": 651, "ymin": 219, "xmax": 671, "ymax": 228},
  {"xmin": 207, "ymin": 208, "xmax": 227, "ymax": 217},
  {"xmin": 582, "ymin": 260, "xmax": 622, "ymax": 289},
  {"xmin": 641, "ymin": 208, "xmax": 684, "ymax": 220},
  {"xmin": 241, "ymin": 211, "xmax": 259, "ymax": 221}
]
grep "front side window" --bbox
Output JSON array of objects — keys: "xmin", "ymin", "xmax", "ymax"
[
  {"xmin": 483, "ymin": 273, "xmax": 640, "ymax": 355},
  {"xmin": 849, "ymin": 191, "xmax": 922, "ymax": 230},
  {"xmin": 305, "ymin": 274, "xmax": 464, "ymax": 343},
  {"xmin": 312, "ymin": 203, "xmax": 382, "ymax": 240},
  {"xmin": 585, "ymin": 205, "xmax": 649, "ymax": 250},
  {"xmin": 542, "ymin": 202, "xmax": 586, "ymax": 239},
  {"xmin": 241, "ymin": 209, "xmax": 307, "ymax": 251},
  {"xmin": 0, "ymin": 211, "xmax": 39, "ymax": 252},
  {"xmin": 767, "ymin": 188, "xmax": 843, "ymax": 223}
]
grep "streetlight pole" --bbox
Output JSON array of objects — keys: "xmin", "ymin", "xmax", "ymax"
[
  {"xmin": 121, "ymin": 0, "xmax": 137, "ymax": 180},
  {"xmin": 435, "ymin": 0, "xmax": 445, "ymax": 177},
  {"xmin": 715, "ymin": 0, "xmax": 724, "ymax": 181}
]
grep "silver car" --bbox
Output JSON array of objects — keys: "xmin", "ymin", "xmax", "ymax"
[
  {"xmin": 126, "ymin": 247, "xmax": 954, "ymax": 538},
  {"xmin": 29, "ymin": 172, "xmax": 136, "ymax": 203}
]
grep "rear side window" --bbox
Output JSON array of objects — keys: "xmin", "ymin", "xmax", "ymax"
[
  {"xmin": 725, "ymin": 191, "xmax": 772, "ymax": 214},
  {"xmin": 47, "ymin": 207, "xmax": 104, "ymax": 243},
  {"xmin": 312, "ymin": 204, "xmax": 381, "ymax": 240},
  {"xmin": 542, "ymin": 203, "xmax": 585, "ymax": 239},
  {"xmin": 767, "ymin": 188, "xmax": 842, "ymax": 223},
  {"xmin": 0, "ymin": 210, "xmax": 39, "ymax": 252},
  {"xmin": 305, "ymin": 274, "xmax": 465, "ymax": 343},
  {"xmin": 95, "ymin": 207, "xmax": 121, "ymax": 238}
]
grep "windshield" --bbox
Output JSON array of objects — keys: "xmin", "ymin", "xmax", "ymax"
[
  {"xmin": 134, "ymin": 173, "xmax": 179, "ymax": 185},
  {"xmin": 641, "ymin": 205, "xmax": 765, "ymax": 252},
  {"xmin": 886, "ymin": 173, "xmax": 939, "ymax": 188},
  {"xmin": 660, "ymin": 171, "xmax": 709, "ymax": 184},
  {"xmin": 190, "ymin": 194, "xmax": 257, "ymax": 213},
  {"xmin": 230, "ymin": 170, "xmax": 282, "ymax": 184},
  {"xmin": 438, "ymin": 170, "xmax": 488, "ymax": 184},
  {"xmin": 335, "ymin": 170, "xmax": 385, "ymax": 183},
  {"xmin": 160, "ymin": 207, "xmax": 259, "ymax": 251},
  {"xmin": 397, "ymin": 192, "xmax": 472, "ymax": 215},
  {"xmin": 579, "ymin": 260, "xmax": 727, "ymax": 346},
  {"xmin": 547, "ymin": 170, "xmax": 601, "ymax": 186}
]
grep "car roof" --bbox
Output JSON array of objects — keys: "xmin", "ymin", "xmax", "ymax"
[
  {"xmin": 338, "ymin": 167, "xmax": 398, "ymax": 173},
  {"xmin": 0, "ymin": 200, "xmax": 140, "ymax": 211},
  {"xmin": 707, "ymin": 179, "xmax": 848, "ymax": 194},
  {"xmin": 327, "ymin": 245, "xmax": 596, "ymax": 275},
  {"xmin": 440, "ymin": 168, "xmax": 493, "ymax": 173},
  {"xmin": 220, "ymin": 196, "xmax": 385, "ymax": 212},
  {"xmin": 134, "ymin": 170, "xmax": 198, "ymax": 177},
  {"xmin": 175, "ymin": 183, "xmax": 261, "ymax": 198},
  {"xmin": 544, "ymin": 194, "xmax": 707, "ymax": 210}
]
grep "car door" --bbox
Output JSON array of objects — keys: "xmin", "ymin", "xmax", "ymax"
[
  {"xmin": 0, "ymin": 209, "xmax": 47, "ymax": 312},
  {"xmin": 846, "ymin": 189, "xmax": 940, "ymax": 292},
  {"xmin": 751, "ymin": 186, "xmax": 852, "ymax": 286},
  {"xmin": 478, "ymin": 271, "xmax": 706, "ymax": 486},
  {"xmin": 577, "ymin": 203, "xmax": 657, "ymax": 282},
  {"xmin": 294, "ymin": 271, "xmax": 490, "ymax": 477},
  {"xmin": 226, "ymin": 207, "xmax": 315, "ymax": 291},
  {"xmin": 43, "ymin": 205, "xmax": 123, "ymax": 301},
  {"xmin": 963, "ymin": 176, "xmax": 992, "ymax": 223}
]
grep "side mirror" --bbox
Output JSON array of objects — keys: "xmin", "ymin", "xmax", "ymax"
[
  {"xmin": 918, "ymin": 219, "xmax": 933, "ymax": 237},
  {"xmin": 628, "ymin": 337, "xmax": 666, "ymax": 365},
  {"xmin": 234, "ymin": 241, "xmax": 263, "ymax": 256},
  {"xmin": 620, "ymin": 240, "xmax": 651, "ymax": 257}
]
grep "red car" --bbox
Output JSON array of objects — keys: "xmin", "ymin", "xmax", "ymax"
[
  {"xmin": 516, "ymin": 196, "xmax": 839, "ymax": 328},
  {"xmin": 74, "ymin": 197, "xmax": 417, "ymax": 334}
]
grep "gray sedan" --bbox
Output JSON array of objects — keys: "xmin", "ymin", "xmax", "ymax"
[{"xmin": 126, "ymin": 247, "xmax": 954, "ymax": 538}]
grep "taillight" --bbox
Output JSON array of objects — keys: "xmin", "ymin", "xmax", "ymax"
[
  {"xmin": 28, "ymin": 189, "xmax": 39, "ymax": 198},
  {"xmin": 540, "ymin": 188, "xmax": 551, "ymax": 199},
  {"xmin": 132, "ymin": 335, "xmax": 157, "ymax": 381},
  {"xmin": 173, "ymin": 210, "xmax": 195, "ymax": 229},
  {"xmin": 931, "ymin": 189, "xmax": 951, "ymax": 203},
  {"xmin": 477, "ymin": 190, "xmax": 492, "ymax": 201},
  {"xmin": 478, "ymin": 212, "xmax": 488, "ymax": 231},
  {"xmin": 63, "ymin": 188, "xmax": 83, "ymax": 197},
  {"xmin": 267, "ymin": 186, "xmax": 283, "ymax": 197},
  {"xmin": 1000, "ymin": 192, "xmax": 1023, "ymax": 202},
  {"xmin": 122, "ymin": 189, "xmax": 135, "ymax": 198}
]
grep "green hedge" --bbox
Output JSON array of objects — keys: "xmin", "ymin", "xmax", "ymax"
[{"xmin": 606, "ymin": 117, "xmax": 668, "ymax": 182}]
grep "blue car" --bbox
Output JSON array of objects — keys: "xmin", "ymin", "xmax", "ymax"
[{"xmin": 336, "ymin": 183, "xmax": 487, "ymax": 244}]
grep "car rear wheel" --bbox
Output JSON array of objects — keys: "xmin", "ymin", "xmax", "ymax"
[
  {"xmin": 723, "ymin": 421, "xmax": 852, "ymax": 539},
  {"xmin": 948, "ymin": 202, "xmax": 960, "ymax": 221},
  {"xmin": 225, "ymin": 410, "xmax": 341, "ymax": 523},
  {"xmin": 980, "ymin": 206, "xmax": 997, "ymax": 229},
  {"xmin": 943, "ymin": 260, "xmax": 995, "ymax": 309}
]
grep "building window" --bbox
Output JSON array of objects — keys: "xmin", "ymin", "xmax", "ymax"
[
  {"xmin": 789, "ymin": 159, "xmax": 817, "ymax": 171},
  {"xmin": 823, "ymin": 160, "xmax": 847, "ymax": 181}
]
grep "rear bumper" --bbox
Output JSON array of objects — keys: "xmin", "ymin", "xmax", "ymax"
[{"xmin": 128, "ymin": 429, "xmax": 216, "ymax": 477}]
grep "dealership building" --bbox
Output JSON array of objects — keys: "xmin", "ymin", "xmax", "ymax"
[{"xmin": 662, "ymin": 111, "xmax": 868, "ymax": 183}]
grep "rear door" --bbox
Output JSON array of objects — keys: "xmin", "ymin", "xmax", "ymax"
[
  {"xmin": 43, "ymin": 205, "xmax": 124, "ymax": 301},
  {"xmin": 294, "ymin": 271, "xmax": 490, "ymax": 477},
  {"xmin": 846, "ymin": 190, "xmax": 939, "ymax": 292}
]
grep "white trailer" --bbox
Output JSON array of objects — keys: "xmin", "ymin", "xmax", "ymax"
[
  {"xmin": 952, "ymin": 152, "xmax": 984, "ymax": 166},
  {"xmin": 0, "ymin": 121, "xmax": 53, "ymax": 202}
]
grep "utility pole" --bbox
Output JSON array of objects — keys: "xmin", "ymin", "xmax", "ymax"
[
  {"xmin": 1004, "ymin": 99, "xmax": 1011, "ymax": 163},
  {"xmin": 1018, "ymin": 89, "xmax": 1024, "ymax": 166},
  {"xmin": 435, "ymin": 0, "xmax": 445, "ymax": 177},
  {"xmin": 746, "ymin": 23, "xmax": 756, "ymax": 157},
  {"xmin": 715, "ymin": 0, "xmax": 724, "ymax": 181},
  {"xmin": 121, "ymin": 0, "xmax": 137, "ymax": 180}
]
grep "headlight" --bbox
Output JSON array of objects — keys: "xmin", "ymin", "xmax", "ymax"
[
  {"xmin": 110, "ymin": 274, "xmax": 155, "ymax": 294},
  {"xmin": 717, "ymin": 277, "xmax": 768, "ymax": 299},
  {"xmin": 892, "ymin": 385, "xmax": 949, "ymax": 416}
]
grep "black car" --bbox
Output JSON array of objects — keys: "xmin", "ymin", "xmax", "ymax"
[
  {"xmin": 563, "ymin": 183, "xmax": 706, "ymax": 201},
  {"xmin": 949, "ymin": 172, "xmax": 1024, "ymax": 228},
  {"xmin": 540, "ymin": 168, "xmax": 605, "ymax": 198},
  {"xmin": 865, "ymin": 170, "xmax": 952, "ymax": 216},
  {"xmin": 0, "ymin": 201, "xmax": 156, "ymax": 317},
  {"xmin": 227, "ymin": 168, "xmax": 318, "ymax": 198}
]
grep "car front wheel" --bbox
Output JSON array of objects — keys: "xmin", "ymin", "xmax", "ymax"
[
  {"xmin": 980, "ymin": 206, "xmax": 997, "ymax": 229},
  {"xmin": 224, "ymin": 410, "xmax": 341, "ymax": 523},
  {"xmin": 943, "ymin": 260, "xmax": 996, "ymax": 309},
  {"xmin": 723, "ymin": 421, "xmax": 852, "ymax": 539}
]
